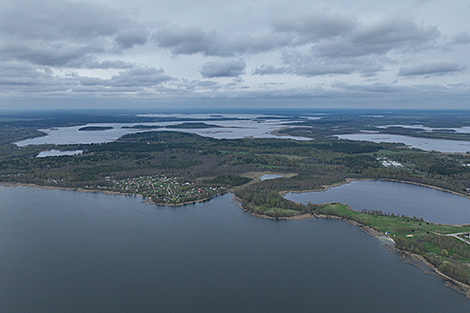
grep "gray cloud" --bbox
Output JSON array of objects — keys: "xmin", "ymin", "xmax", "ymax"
[
  {"xmin": 252, "ymin": 65, "xmax": 289, "ymax": 75},
  {"xmin": 272, "ymin": 10, "xmax": 357, "ymax": 42},
  {"xmin": 332, "ymin": 82, "xmax": 408, "ymax": 93},
  {"xmin": 153, "ymin": 27, "xmax": 222, "ymax": 55},
  {"xmin": 0, "ymin": 0, "xmax": 468, "ymax": 110},
  {"xmin": 0, "ymin": 62, "xmax": 54, "ymax": 87},
  {"xmin": 1, "ymin": 42, "xmax": 90, "ymax": 67},
  {"xmin": 74, "ymin": 67, "xmax": 172, "ymax": 91},
  {"xmin": 0, "ymin": 0, "xmax": 129, "ymax": 41},
  {"xmin": 254, "ymin": 50, "xmax": 384, "ymax": 77},
  {"xmin": 109, "ymin": 67, "xmax": 172, "ymax": 87},
  {"xmin": 152, "ymin": 26, "xmax": 292, "ymax": 57},
  {"xmin": 398, "ymin": 61, "xmax": 467, "ymax": 77},
  {"xmin": 73, "ymin": 59, "xmax": 136, "ymax": 70},
  {"xmin": 0, "ymin": 60, "xmax": 171, "ymax": 95},
  {"xmin": 115, "ymin": 30, "xmax": 148, "ymax": 49},
  {"xmin": 0, "ymin": 0, "xmax": 148, "ymax": 69},
  {"xmin": 199, "ymin": 60, "xmax": 246, "ymax": 78},
  {"xmin": 251, "ymin": 15, "xmax": 438, "ymax": 78},
  {"xmin": 453, "ymin": 32, "xmax": 470, "ymax": 45},
  {"xmin": 312, "ymin": 16, "xmax": 439, "ymax": 58}
]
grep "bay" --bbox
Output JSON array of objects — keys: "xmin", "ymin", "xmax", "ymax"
[
  {"xmin": 285, "ymin": 180, "xmax": 470, "ymax": 224},
  {"xmin": 1, "ymin": 186, "xmax": 469, "ymax": 312},
  {"xmin": 15, "ymin": 115, "xmax": 311, "ymax": 146}
]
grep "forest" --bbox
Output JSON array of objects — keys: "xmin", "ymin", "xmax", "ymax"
[{"xmin": 2, "ymin": 110, "xmax": 470, "ymax": 287}]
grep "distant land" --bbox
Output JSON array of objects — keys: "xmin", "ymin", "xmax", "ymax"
[
  {"xmin": 78, "ymin": 126, "xmax": 114, "ymax": 131},
  {"xmin": 1, "ymin": 109, "xmax": 470, "ymax": 294}
]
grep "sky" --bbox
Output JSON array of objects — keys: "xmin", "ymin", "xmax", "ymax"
[{"xmin": 0, "ymin": 0, "xmax": 469, "ymax": 110}]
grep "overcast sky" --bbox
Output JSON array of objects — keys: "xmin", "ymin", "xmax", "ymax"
[{"xmin": 0, "ymin": 0, "xmax": 469, "ymax": 110}]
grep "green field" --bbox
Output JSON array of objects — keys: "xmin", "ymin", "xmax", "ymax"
[{"xmin": 314, "ymin": 203, "xmax": 470, "ymax": 284}]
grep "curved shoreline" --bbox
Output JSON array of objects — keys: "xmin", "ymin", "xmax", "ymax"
[
  {"xmin": 280, "ymin": 177, "xmax": 470, "ymax": 199},
  {"xmin": 0, "ymin": 182, "xmax": 220, "ymax": 207},
  {"xmin": 3, "ymin": 180, "xmax": 470, "ymax": 298},
  {"xmin": 233, "ymin": 194, "xmax": 470, "ymax": 299}
]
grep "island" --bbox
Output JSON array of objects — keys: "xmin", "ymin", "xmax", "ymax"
[
  {"xmin": 165, "ymin": 122, "xmax": 222, "ymax": 129},
  {"xmin": 78, "ymin": 126, "xmax": 114, "ymax": 131},
  {"xmin": 121, "ymin": 125, "xmax": 162, "ymax": 129},
  {"xmin": 2, "ymin": 111, "xmax": 470, "ymax": 296}
]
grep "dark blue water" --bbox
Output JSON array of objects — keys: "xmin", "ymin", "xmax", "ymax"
[
  {"xmin": 286, "ymin": 180, "xmax": 470, "ymax": 225},
  {"xmin": 1, "ymin": 186, "xmax": 470, "ymax": 312}
]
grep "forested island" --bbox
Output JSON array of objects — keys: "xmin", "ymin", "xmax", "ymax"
[
  {"xmin": 2, "ymin": 111, "xmax": 470, "ymax": 293},
  {"xmin": 78, "ymin": 126, "xmax": 114, "ymax": 131}
]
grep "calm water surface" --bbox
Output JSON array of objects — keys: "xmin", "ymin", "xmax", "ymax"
[
  {"xmin": 16, "ymin": 115, "xmax": 311, "ymax": 146},
  {"xmin": 1, "ymin": 186, "xmax": 470, "ymax": 312},
  {"xmin": 336, "ymin": 133, "xmax": 470, "ymax": 153},
  {"xmin": 36, "ymin": 150, "xmax": 83, "ymax": 157},
  {"xmin": 285, "ymin": 180, "xmax": 470, "ymax": 224},
  {"xmin": 259, "ymin": 174, "xmax": 284, "ymax": 181}
]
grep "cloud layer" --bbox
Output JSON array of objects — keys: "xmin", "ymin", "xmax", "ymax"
[{"xmin": 0, "ymin": 0, "xmax": 468, "ymax": 109}]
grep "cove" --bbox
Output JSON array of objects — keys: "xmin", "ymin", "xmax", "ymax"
[
  {"xmin": 285, "ymin": 180, "xmax": 470, "ymax": 225},
  {"xmin": 1, "ymin": 185, "xmax": 470, "ymax": 312}
]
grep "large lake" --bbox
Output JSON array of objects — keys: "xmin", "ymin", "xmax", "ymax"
[
  {"xmin": 16, "ymin": 114, "xmax": 313, "ymax": 146},
  {"xmin": 1, "ymin": 185, "xmax": 470, "ymax": 312},
  {"xmin": 285, "ymin": 180, "xmax": 470, "ymax": 224},
  {"xmin": 337, "ymin": 133, "xmax": 470, "ymax": 153}
]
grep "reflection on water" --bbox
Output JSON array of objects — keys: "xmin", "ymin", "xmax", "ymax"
[
  {"xmin": 1, "ymin": 186, "xmax": 470, "ymax": 312},
  {"xmin": 336, "ymin": 133, "xmax": 470, "ymax": 153},
  {"xmin": 285, "ymin": 180, "xmax": 470, "ymax": 224},
  {"xmin": 259, "ymin": 174, "xmax": 284, "ymax": 181},
  {"xmin": 16, "ymin": 115, "xmax": 312, "ymax": 146},
  {"xmin": 36, "ymin": 150, "xmax": 83, "ymax": 157}
]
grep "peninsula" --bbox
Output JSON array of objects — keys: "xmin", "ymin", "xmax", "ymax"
[{"xmin": 2, "ymin": 111, "xmax": 470, "ymax": 294}]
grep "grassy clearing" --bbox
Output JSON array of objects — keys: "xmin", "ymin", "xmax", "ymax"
[
  {"xmin": 317, "ymin": 203, "xmax": 470, "ymax": 238},
  {"xmin": 315, "ymin": 203, "xmax": 470, "ymax": 284}
]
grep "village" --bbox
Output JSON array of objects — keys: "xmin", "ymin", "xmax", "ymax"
[{"xmin": 103, "ymin": 175, "xmax": 225, "ymax": 205}]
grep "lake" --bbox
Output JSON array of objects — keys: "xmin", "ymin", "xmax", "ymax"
[
  {"xmin": 1, "ymin": 185, "xmax": 470, "ymax": 312},
  {"xmin": 16, "ymin": 114, "xmax": 312, "ymax": 146},
  {"xmin": 259, "ymin": 174, "xmax": 284, "ymax": 181},
  {"xmin": 285, "ymin": 180, "xmax": 470, "ymax": 225},
  {"xmin": 337, "ymin": 133, "xmax": 470, "ymax": 153},
  {"xmin": 36, "ymin": 150, "xmax": 83, "ymax": 158}
]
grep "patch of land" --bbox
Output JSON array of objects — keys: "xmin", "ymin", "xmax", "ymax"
[
  {"xmin": 3, "ymin": 111, "xmax": 470, "ymax": 292},
  {"xmin": 78, "ymin": 126, "xmax": 114, "ymax": 131}
]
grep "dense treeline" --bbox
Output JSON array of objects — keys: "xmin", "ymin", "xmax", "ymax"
[
  {"xmin": 422, "ymin": 234, "xmax": 470, "ymax": 259},
  {"xmin": 203, "ymin": 175, "xmax": 252, "ymax": 187},
  {"xmin": 2, "ymin": 129, "xmax": 470, "ymax": 196},
  {"xmin": 3, "ymin": 113, "xmax": 470, "ymax": 287},
  {"xmin": 234, "ymin": 187, "xmax": 308, "ymax": 217}
]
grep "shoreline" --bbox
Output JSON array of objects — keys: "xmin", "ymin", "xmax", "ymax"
[
  {"xmin": 0, "ymin": 182, "xmax": 221, "ymax": 207},
  {"xmin": 3, "ymin": 180, "xmax": 470, "ymax": 298},
  {"xmin": 398, "ymin": 249, "xmax": 470, "ymax": 299},
  {"xmin": 280, "ymin": 177, "xmax": 469, "ymax": 199},
  {"xmin": 0, "ymin": 182, "xmax": 139, "ymax": 197},
  {"xmin": 232, "ymin": 194, "xmax": 470, "ymax": 299}
]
